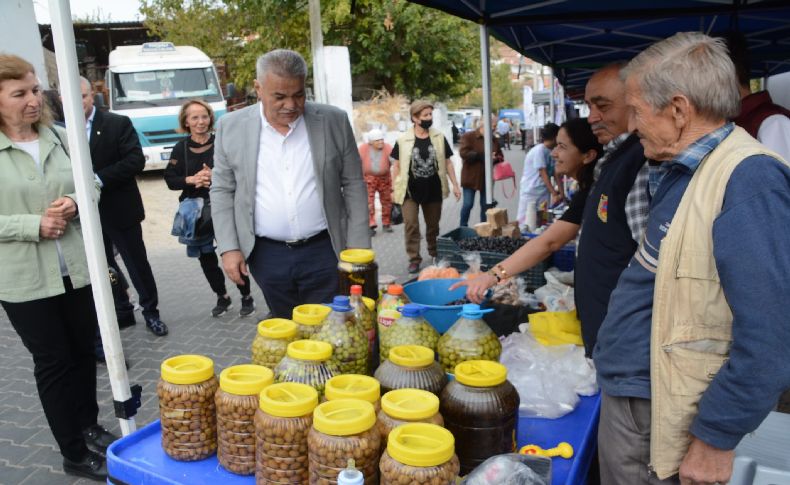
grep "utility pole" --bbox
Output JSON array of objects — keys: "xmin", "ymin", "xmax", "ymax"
[{"xmin": 308, "ymin": 0, "xmax": 328, "ymax": 104}]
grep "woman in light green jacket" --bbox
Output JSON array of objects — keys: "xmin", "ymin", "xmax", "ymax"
[{"xmin": 0, "ymin": 54, "xmax": 113, "ymax": 481}]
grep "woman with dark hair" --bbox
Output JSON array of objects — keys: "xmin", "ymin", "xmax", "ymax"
[
  {"xmin": 164, "ymin": 100, "xmax": 255, "ymax": 318},
  {"xmin": 452, "ymin": 117, "xmax": 602, "ymax": 304}
]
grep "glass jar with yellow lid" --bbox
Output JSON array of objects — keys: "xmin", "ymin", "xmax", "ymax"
[
  {"xmin": 338, "ymin": 248, "xmax": 379, "ymax": 300},
  {"xmin": 377, "ymin": 388, "xmax": 444, "ymax": 445},
  {"xmin": 324, "ymin": 374, "xmax": 381, "ymax": 413},
  {"xmin": 215, "ymin": 364, "xmax": 273, "ymax": 475},
  {"xmin": 292, "ymin": 304, "xmax": 332, "ymax": 339},
  {"xmin": 308, "ymin": 399, "xmax": 382, "ymax": 484},
  {"xmin": 158, "ymin": 354, "xmax": 219, "ymax": 461},
  {"xmin": 274, "ymin": 340, "xmax": 339, "ymax": 398},
  {"xmin": 255, "ymin": 382, "xmax": 319, "ymax": 484},
  {"xmin": 251, "ymin": 319, "xmax": 298, "ymax": 369},
  {"xmin": 379, "ymin": 423, "xmax": 460, "ymax": 485},
  {"xmin": 374, "ymin": 345, "xmax": 448, "ymax": 396}
]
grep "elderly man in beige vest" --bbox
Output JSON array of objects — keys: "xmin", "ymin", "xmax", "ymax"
[{"xmin": 593, "ymin": 32, "xmax": 790, "ymax": 485}]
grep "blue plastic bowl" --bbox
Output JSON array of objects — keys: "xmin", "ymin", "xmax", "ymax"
[{"xmin": 403, "ymin": 278, "xmax": 466, "ymax": 333}]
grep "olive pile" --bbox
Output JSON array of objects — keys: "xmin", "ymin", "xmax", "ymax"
[
  {"xmin": 379, "ymin": 320, "xmax": 440, "ymax": 364},
  {"xmin": 457, "ymin": 236, "xmax": 527, "ymax": 254},
  {"xmin": 307, "ymin": 426, "xmax": 381, "ymax": 484},
  {"xmin": 311, "ymin": 313, "xmax": 368, "ymax": 376},
  {"xmin": 158, "ymin": 376, "xmax": 219, "ymax": 461},
  {"xmin": 437, "ymin": 327, "xmax": 502, "ymax": 373},
  {"xmin": 380, "ymin": 450, "xmax": 460, "ymax": 485},
  {"xmin": 254, "ymin": 411, "xmax": 312, "ymax": 484},
  {"xmin": 216, "ymin": 391, "xmax": 258, "ymax": 475},
  {"xmin": 274, "ymin": 358, "xmax": 338, "ymax": 399},
  {"xmin": 446, "ymin": 297, "xmax": 471, "ymax": 306}
]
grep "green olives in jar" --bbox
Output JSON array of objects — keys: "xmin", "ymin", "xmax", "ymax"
[
  {"xmin": 273, "ymin": 340, "xmax": 339, "ymax": 399},
  {"xmin": 437, "ymin": 304, "xmax": 502, "ymax": 373},
  {"xmin": 251, "ymin": 319, "xmax": 298, "ymax": 370},
  {"xmin": 311, "ymin": 296, "xmax": 369, "ymax": 376},
  {"xmin": 379, "ymin": 304, "xmax": 439, "ymax": 364}
]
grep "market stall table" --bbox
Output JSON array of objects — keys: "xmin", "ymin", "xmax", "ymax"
[{"xmin": 107, "ymin": 393, "xmax": 601, "ymax": 485}]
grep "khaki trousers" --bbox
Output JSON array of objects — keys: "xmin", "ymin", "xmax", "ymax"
[{"xmin": 402, "ymin": 198, "xmax": 442, "ymax": 264}]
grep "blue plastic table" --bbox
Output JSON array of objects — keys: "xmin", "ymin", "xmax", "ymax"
[{"xmin": 107, "ymin": 393, "xmax": 601, "ymax": 485}]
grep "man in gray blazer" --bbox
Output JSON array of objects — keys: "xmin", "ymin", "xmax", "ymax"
[{"xmin": 210, "ymin": 49, "xmax": 370, "ymax": 318}]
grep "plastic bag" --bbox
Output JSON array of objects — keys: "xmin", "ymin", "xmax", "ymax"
[
  {"xmin": 499, "ymin": 329, "xmax": 597, "ymax": 418},
  {"xmin": 528, "ymin": 310, "xmax": 583, "ymax": 346},
  {"xmin": 533, "ymin": 270, "xmax": 575, "ymax": 312},
  {"xmin": 462, "ymin": 453, "xmax": 551, "ymax": 485},
  {"xmin": 417, "ymin": 259, "xmax": 461, "ymax": 281},
  {"xmin": 462, "ymin": 252, "xmax": 484, "ymax": 279}
]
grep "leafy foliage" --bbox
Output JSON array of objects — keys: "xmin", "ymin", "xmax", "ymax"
[{"xmin": 457, "ymin": 63, "xmax": 523, "ymax": 111}]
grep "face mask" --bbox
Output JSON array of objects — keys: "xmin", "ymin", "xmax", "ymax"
[{"xmin": 419, "ymin": 119, "xmax": 432, "ymax": 130}]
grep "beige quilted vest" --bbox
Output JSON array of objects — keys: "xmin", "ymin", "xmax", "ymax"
[{"xmin": 392, "ymin": 127, "xmax": 448, "ymax": 205}]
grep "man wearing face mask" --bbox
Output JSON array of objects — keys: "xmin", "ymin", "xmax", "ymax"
[{"xmin": 391, "ymin": 100, "xmax": 461, "ymax": 274}]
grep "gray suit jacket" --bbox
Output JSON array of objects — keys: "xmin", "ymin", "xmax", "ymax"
[{"xmin": 210, "ymin": 102, "xmax": 370, "ymax": 259}]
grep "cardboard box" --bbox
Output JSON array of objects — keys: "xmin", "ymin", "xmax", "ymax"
[
  {"xmin": 486, "ymin": 208, "xmax": 508, "ymax": 228},
  {"xmin": 501, "ymin": 223, "xmax": 521, "ymax": 239},
  {"xmin": 474, "ymin": 222, "xmax": 501, "ymax": 237}
]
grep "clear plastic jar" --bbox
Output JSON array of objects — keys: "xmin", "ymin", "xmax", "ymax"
[
  {"xmin": 377, "ymin": 388, "xmax": 443, "ymax": 445},
  {"xmin": 374, "ymin": 345, "xmax": 448, "ymax": 396},
  {"xmin": 437, "ymin": 304, "xmax": 502, "ymax": 373},
  {"xmin": 338, "ymin": 249, "xmax": 379, "ymax": 301},
  {"xmin": 379, "ymin": 423, "xmax": 460, "ymax": 485},
  {"xmin": 311, "ymin": 296, "xmax": 368, "ymax": 376},
  {"xmin": 439, "ymin": 360, "xmax": 520, "ymax": 475},
  {"xmin": 158, "ymin": 354, "xmax": 219, "ymax": 461},
  {"xmin": 379, "ymin": 304, "xmax": 439, "ymax": 364},
  {"xmin": 255, "ymin": 382, "xmax": 319, "ymax": 485},
  {"xmin": 324, "ymin": 374, "xmax": 381, "ymax": 413},
  {"xmin": 216, "ymin": 365, "xmax": 274, "ymax": 475},
  {"xmin": 251, "ymin": 319, "xmax": 298, "ymax": 369},
  {"xmin": 350, "ymin": 285, "xmax": 378, "ymax": 375},
  {"xmin": 377, "ymin": 284, "xmax": 408, "ymax": 342},
  {"xmin": 308, "ymin": 399, "xmax": 382, "ymax": 484},
  {"xmin": 293, "ymin": 304, "xmax": 331, "ymax": 340},
  {"xmin": 274, "ymin": 340, "xmax": 339, "ymax": 399}
]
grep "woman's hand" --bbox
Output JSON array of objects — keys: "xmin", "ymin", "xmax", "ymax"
[
  {"xmin": 452, "ymin": 184, "xmax": 461, "ymax": 201},
  {"xmin": 39, "ymin": 214, "xmax": 67, "ymax": 239},
  {"xmin": 46, "ymin": 197, "xmax": 77, "ymax": 221},
  {"xmin": 449, "ymin": 273, "xmax": 498, "ymax": 304}
]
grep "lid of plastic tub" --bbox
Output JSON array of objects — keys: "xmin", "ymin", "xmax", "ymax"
[
  {"xmin": 389, "ymin": 345, "xmax": 434, "ymax": 368},
  {"xmin": 292, "ymin": 304, "xmax": 331, "ymax": 325},
  {"xmin": 455, "ymin": 360, "xmax": 507, "ymax": 387},
  {"xmin": 286, "ymin": 340, "xmax": 332, "ymax": 361},
  {"xmin": 458, "ymin": 303, "xmax": 494, "ymax": 319},
  {"xmin": 257, "ymin": 318, "xmax": 298, "ymax": 339},
  {"xmin": 220, "ymin": 364, "xmax": 274, "ymax": 395},
  {"xmin": 381, "ymin": 389, "xmax": 440, "ymax": 420},
  {"xmin": 340, "ymin": 249, "xmax": 375, "ymax": 264},
  {"xmin": 259, "ymin": 382, "xmax": 318, "ymax": 417},
  {"xmin": 398, "ymin": 303, "xmax": 426, "ymax": 318},
  {"xmin": 387, "ymin": 284, "xmax": 404, "ymax": 295},
  {"xmin": 387, "ymin": 423, "xmax": 455, "ymax": 467},
  {"xmin": 330, "ymin": 295, "xmax": 353, "ymax": 312},
  {"xmin": 313, "ymin": 399, "xmax": 377, "ymax": 436},
  {"xmin": 325, "ymin": 374, "xmax": 380, "ymax": 404},
  {"xmin": 161, "ymin": 354, "xmax": 214, "ymax": 385}
]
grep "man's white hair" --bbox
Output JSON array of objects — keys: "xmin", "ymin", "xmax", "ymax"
[
  {"xmin": 622, "ymin": 31, "xmax": 740, "ymax": 121},
  {"xmin": 256, "ymin": 49, "xmax": 307, "ymax": 81}
]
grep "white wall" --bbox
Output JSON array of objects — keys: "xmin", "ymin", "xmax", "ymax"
[
  {"xmin": 0, "ymin": 1, "xmax": 49, "ymax": 87},
  {"xmin": 324, "ymin": 46, "xmax": 354, "ymax": 131}
]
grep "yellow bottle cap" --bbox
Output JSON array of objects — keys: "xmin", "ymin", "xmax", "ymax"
[
  {"xmin": 389, "ymin": 345, "xmax": 435, "ymax": 367},
  {"xmin": 325, "ymin": 374, "xmax": 380, "ymax": 404},
  {"xmin": 381, "ymin": 389, "xmax": 440, "ymax": 421},
  {"xmin": 313, "ymin": 399, "xmax": 377, "ymax": 436},
  {"xmin": 387, "ymin": 423, "xmax": 455, "ymax": 467},
  {"xmin": 286, "ymin": 339, "xmax": 332, "ymax": 361},
  {"xmin": 219, "ymin": 364, "xmax": 274, "ymax": 395},
  {"xmin": 454, "ymin": 360, "xmax": 507, "ymax": 387},
  {"xmin": 257, "ymin": 318, "xmax": 298, "ymax": 339},
  {"xmin": 340, "ymin": 249, "xmax": 376, "ymax": 264},
  {"xmin": 292, "ymin": 304, "xmax": 331, "ymax": 326},
  {"xmin": 259, "ymin": 382, "xmax": 319, "ymax": 417},
  {"xmin": 361, "ymin": 296, "xmax": 376, "ymax": 313},
  {"xmin": 161, "ymin": 354, "xmax": 214, "ymax": 385}
]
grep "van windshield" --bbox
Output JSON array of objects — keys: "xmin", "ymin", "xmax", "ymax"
[{"xmin": 111, "ymin": 67, "xmax": 222, "ymax": 109}]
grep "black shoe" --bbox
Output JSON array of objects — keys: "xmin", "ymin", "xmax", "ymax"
[
  {"xmin": 117, "ymin": 313, "xmax": 136, "ymax": 329},
  {"xmin": 369, "ymin": 227, "xmax": 377, "ymax": 237},
  {"xmin": 383, "ymin": 225, "xmax": 393, "ymax": 233},
  {"xmin": 63, "ymin": 450, "xmax": 107, "ymax": 481},
  {"xmin": 82, "ymin": 424, "xmax": 119, "ymax": 455},
  {"xmin": 144, "ymin": 316, "xmax": 168, "ymax": 336},
  {"xmin": 239, "ymin": 296, "xmax": 255, "ymax": 317},
  {"xmin": 211, "ymin": 296, "xmax": 232, "ymax": 317},
  {"xmin": 408, "ymin": 262, "xmax": 420, "ymax": 274}
]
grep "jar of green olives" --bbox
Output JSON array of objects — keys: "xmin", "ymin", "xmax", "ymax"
[
  {"xmin": 251, "ymin": 319, "xmax": 298, "ymax": 370},
  {"xmin": 379, "ymin": 304, "xmax": 439, "ymax": 364},
  {"xmin": 311, "ymin": 296, "xmax": 369, "ymax": 376},
  {"xmin": 437, "ymin": 304, "xmax": 502, "ymax": 373},
  {"xmin": 292, "ymin": 304, "xmax": 331, "ymax": 340},
  {"xmin": 273, "ymin": 340, "xmax": 339, "ymax": 399},
  {"xmin": 349, "ymin": 285, "xmax": 378, "ymax": 375}
]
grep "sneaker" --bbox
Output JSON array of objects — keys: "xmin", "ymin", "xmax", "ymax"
[
  {"xmin": 211, "ymin": 296, "xmax": 232, "ymax": 317},
  {"xmin": 63, "ymin": 450, "xmax": 107, "ymax": 481},
  {"xmin": 239, "ymin": 296, "xmax": 255, "ymax": 317},
  {"xmin": 383, "ymin": 225, "xmax": 393, "ymax": 233},
  {"xmin": 369, "ymin": 227, "xmax": 377, "ymax": 237},
  {"xmin": 408, "ymin": 262, "xmax": 420, "ymax": 274},
  {"xmin": 144, "ymin": 316, "xmax": 168, "ymax": 337}
]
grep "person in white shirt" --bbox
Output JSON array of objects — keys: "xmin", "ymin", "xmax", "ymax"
[
  {"xmin": 496, "ymin": 117, "xmax": 512, "ymax": 149},
  {"xmin": 517, "ymin": 123, "xmax": 562, "ymax": 229}
]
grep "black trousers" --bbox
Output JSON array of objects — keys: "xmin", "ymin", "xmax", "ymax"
[
  {"xmin": 103, "ymin": 223, "xmax": 159, "ymax": 319},
  {"xmin": 197, "ymin": 251, "xmax": 250, "ymax": 297},
  {"xmin": 1, "ymin": 279, "xmax": 98, "ymax": 461},
  {"xmin": 104, "ymin": 232, "xmax": 135, "ymax": 321},
  {"xmin": 247, "ymin": 234, "xmax": 338, "ymax": 318}
]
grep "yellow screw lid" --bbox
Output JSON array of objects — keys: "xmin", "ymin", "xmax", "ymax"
[
  {"xmin": 257, "ymin": 318, "xmax": 298, "ymax": 339},
  {"xmin": 220, "ymin": 364, "xmax": 274, "ymax": 395},
  {"xmin": 381, "ymin": 389, "xmax": 440, "ymax": 421},
  {"xmin": 340, "ymin": 249, "xmax": 376, "ymax": 264},
  {"xmin": 387, "ymin": 423, "xmax": 455, "ymax": 467},
  {"xmin": 292, "ymin": 304, "xmax": 331, "ymax": 326},
  {"xmin": 455, "ymin": 360, "xmax": 507, "ymax": 387},
  {"xmin": 286, "ymin": 340, "xmax": 332, "ymax": 361},
  {"xmin": 389, "ymin": 345, "xmax": 434, "ymax": 368},
  {"xmin": 161, "ymin": 354, "xmax": 214, "ymax": 385},
  {"xmin": 313, "ymin": 399, "xmax": 377, "ymax": 436},
  {"xmin": 259, "ymin": 382, "xmax": 319, "ymax": 417},
  {"xmin": 361, "ymin": 296, "xmax": 376, "ymax": 313},
  {"xmin": 325, "ymin": 374, "xmax": 380, "ymax": 404}
]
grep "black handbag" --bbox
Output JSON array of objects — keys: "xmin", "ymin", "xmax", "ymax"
[{"xmin": 390, "ymin": 203, "xmax": 404, "ymax": 226}]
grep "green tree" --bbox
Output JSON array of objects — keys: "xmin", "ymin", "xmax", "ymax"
[{"xmin": 459, "ymin": 62, "xmax": 522, "ymax": 111}]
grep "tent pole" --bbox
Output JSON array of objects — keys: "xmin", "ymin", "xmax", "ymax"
[
  {"xmin": 309, "ymin": 0, "xmax": 328, "ymax": 104},
  {"xmin": 48, "ymin": 0, "xmax": 136, "ymax": 436},
  {"xmin": 480, "ymin": 24, "xmax": 493, "ymax": 206},
  {"xmin": 549, "ymin": 67, "xmax": 555, "ymax": 124}
]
